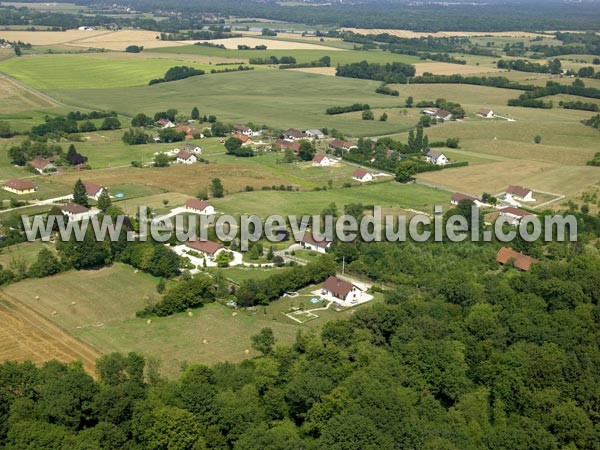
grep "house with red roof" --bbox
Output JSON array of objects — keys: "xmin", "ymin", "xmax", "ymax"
[
  {"xmin": 274, "ymin": 139, "xmax": 300, "ymax": 152},
  {"xmin": 83, "ymin": 181, "xmax": 105, "ymax": 200},
  {"xmin": 3, "ymin": 179, "xmax": 37, "ymax": 195},
  {"xmin": 328, "ymin": 139, "xmax": 358, "ymax": 152},
  {"xmin": 185, "ymin": 238, "xmax": 224, "ymax": 259},
  {"xmin": 233, "ymin": 133, "xmax": 253, "ymax": 146},
  {"xmin": 505, "ymin": 185, "xmax": 535, "ymax": 202},
  {"xmin": 60, "ymin": 203, "xmax": 97, "ymax": 221},
  {"xmin": 28, "ymin": 156, "xmax": 55, "ymax": 174},
  {"xmin": 352, "ymin": 168, "xmax": 373, "ymax": 182},
  {"xmin": 451, "ymin": 192, "xmax": 481, "ymax": 207},
  {"xmin": 184, "ymin": 199, "xmax": 215, "ymax": 215},
  {"xmin": 176, "ymin": 150, "xmax": 197, "ymax": 164},
  {"xmin": 312, "ymin": 153, "xmax": 333, "ymax": 167},
  {"xmin": 321, "ymin": 276, "xmax": 363, "ymax": 303},
  {"xmin": 300, "ymin": 231, "xmax": 332, "ymax": 254},
  {"xmin": 499, "ymin": 206, "xmax": 535, "ymax": 226},
  {"xmin": 496, "ymin": 247, "xmax": 538, "ymax": 271}
]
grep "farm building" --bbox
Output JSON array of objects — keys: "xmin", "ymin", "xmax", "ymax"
[
  {"xmin": 83, "ymin": 181, "xmax": 105, "ymax": 200},
  {"xmin": 328, "ymin": 139, "xmax": 358, "ymax": 152},
  {"xmin": 274, "ymin": 140, "xmax": 300, "ymax": 152},
  {"xmin": 282, "ymin": 128, "xmax": 306, "ymax": 141},
  {"xmin": 353, "ymin": 168, "xmax": 373, "ymax": 182},
  {"xmin": 478, "ymin": 108, "xmax": 495, "ymax": 118},
  {"xmin": 426, "ymin": 150, "xmax": 449, "ymax": 166},
  {"xmin": 304, "ymin": 129, "xmax": 325, "ymax": 140},
  {"xmin": 176, "ymin": 150, "xmax": 197, "ymax": 164},
  {"xmin": 176, "ymin": 124, "xmax": 197, "ymax": 140},
  {"xmin": 321, "ymin": 276, "xmax": 363, "ymax": 303},
  {"xmin": 3, "ymin": 179, "xmax": 37, "ymax": 195},
  {"xmin": 422, "ymin": 108, "xmax": 453, "ymax": 121},
  {"xmin": 300, "ymin": 231, "xmax": 332, "ymax": 254},
  {"xmin": 499, "ymin": 206, "xmax": 535, "ymax": 226},
  {"xmin": 496, "ymin": 247, "xmax": 538, "ymax": 271},
  {"xmin": 28, "ymin": 156, "xmax": 55, "ymax": 174},
  {"xmin": 312, "ymin": 153, "xmax": 333, "ymax": 167},
  {"xmin": 506, "ymin": 185, "xmax": 535, "ymax": 202},
  {"xmin": 184, "ymin": 199, "xmax": 215, "ymax": 215}
]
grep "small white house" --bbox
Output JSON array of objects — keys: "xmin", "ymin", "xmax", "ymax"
[
  {"xmin": 83, "ymin": 181, "xmax": 105, "ymax": 201},
  {"xmin": 426, "ymin": 150, "xmax": 449, "ymax": 166},
  {"xmin": 353, "ymin": 168, "xmax": 373, "ymax": 182},
  {"xmin": 157, "ymin": 118, "xmax": 176, "ymax": 128},
  {"xmin": 422, "ymin": 108, "xmax": 453, "ymax": 121},
  {"xmin": 505, "ymin": 185, "xmax": 535, "ymax": 202},
  {"xmin": 312, "ymin": 153, "xmax": 333, "ymax": 167},
  {"xmin": 176, "ymin": 150, "xmax": 197, "ymax": 165},
  {"xmin": 478, "ymin": 108, "xmax": 495, "ymax": 118},
  {"xmin": 282, "ymin": 128, "xmax": 306, "ymax": 141},
  {"xmin": 322, "ymin": 276, "xmax": 363, "ymax": 303},
  {"xmin": 499, "ymin": 206, "xmax": 534, "ymax": 226},
  {"xmin": 232, "ymin": 125, "xmax": 255, "ymax": 137},
  {"xmin": 451, "ymin": 192, "xmax": 482, "ymax": 207},
  {"xmin": 300, "ymin": 231, "xmax": 332, "ymax": 254},
  {"xmin": 184, "ymin": 199, "xmax": 215, "ymax": 215},
  {"xmin": 60, "ymin": 203, "xmax": 98, "ymax": 222}
]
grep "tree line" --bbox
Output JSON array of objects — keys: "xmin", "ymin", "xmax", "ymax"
[{"xmin": 336, "ymin": 60, "xmax": 416, "ymax": 84}]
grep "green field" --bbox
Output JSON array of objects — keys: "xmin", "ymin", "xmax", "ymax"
[
  {"xmin": 42, "ymin": 70, "xmax": 420, "ymax": 136},
  {"xmin": 149, "ymin": 45, "xmax": 421, "ymax": 66},
  {"xmin": 0, "ymin": 240, "xmax": 50, "ymax": 268},
  {"xmin": 0, "ymin": 54, "xmax": 245, "ymax": 89},
  {"xmin": 212, "ymin": 181, "xmax": 451, "ymax": 216}
]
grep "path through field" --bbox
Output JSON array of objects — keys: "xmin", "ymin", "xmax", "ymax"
[{"xmin": 0, "ymin": 291, "xmax": 100, "ymax": 374}]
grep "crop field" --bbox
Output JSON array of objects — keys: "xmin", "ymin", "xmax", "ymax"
[
  {"xmin": 0, "ymin": 54, "xmax": 243, "ymax": 89},
  {"xmin": 341, "ymin": 28, "xmax": 549, "ymax": 38}
]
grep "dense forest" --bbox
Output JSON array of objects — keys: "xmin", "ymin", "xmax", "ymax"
[
  {"xmin": 6, "ymin": 0, "xmax": 600, "ymax": 32},
  {"xmin": 1, "ymin": 237, "xmax": 599, "ymax": 449}
]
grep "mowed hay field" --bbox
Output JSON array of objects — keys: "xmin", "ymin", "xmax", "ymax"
[
  {"xmin": 42, "ymin": 70, "xmax": 418, "ymax": 136},
  {"xmin": 341, "ymin": 28, "xmax": 549, "ymax": 38},
  {"xmin": 49, "ymin": 162, "xmax": 303, "ymax": 195},
  {"xmin": 0, "ymin": 74, "xmax": 57, "ymax": 113},
  {"xmin": 1, "ymin": 263, "xmax": 302, "ymax": 378},
  {"xmin": 0, "ymin": 294, "xmax": 99, "ymax": 373},
  {"xmin": 0, "ymin": 54, "xmax": 238, "ymax": 89},
  {"xmin": 193, "ymin": 37, "xmax": 344, "ymax": 51},
  {"xmin": 414, "ymin": 62, "xmax": 504, "ymax": 76},
  {"xmin": 212, "ymin": 182, "xmax": 451, "ymax": 217},
  {"xmin": 2, "ymin": 264, "xmax": 160, "ymax": 333}
]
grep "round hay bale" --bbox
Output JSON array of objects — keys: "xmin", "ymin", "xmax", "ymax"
[
  {"xmin": 146, "ymin": 319, "xmax": 152, "ymax": 324},
  {"xmin": 71, "ymin": 301, "xmax": 76, "ymax": 306},
  {"xmin": 232, "ymin": 312, "xmax": 238, "ymax": 317},
  {"xmin": 202, "ymin": 339, "xmax": 208, "ymax": 344},
  {"xmin": 244, "ymin": 349, "xmax": 250, "ymax": 355},
  {"xmin": 51, "ymin": 311, "xmax": 57, "ymax": 316},
  {"xmin": 134, "ymin": 269, "xmax": 139, "ymax": 273},
  {"xmin": 188, "ymin": 311, "xmax": 193, "ymax": 317},
  {"xmin": 35, "ymin": 296, "xmax": 40, "ymax": 300}
]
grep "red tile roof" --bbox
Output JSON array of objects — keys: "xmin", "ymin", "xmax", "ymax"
[
  {"xmin": 233, "ymin": 133, "xmax": 250, "ymax": 143},
  {"xmin": 177, "ymin": 150, "xmax": 194, "ymax": 160},
  {"xmin": 275, "ymin": 140, "xmax": 300, "ymax": 152},
  {"xmin": 506, "ymin": 185, "xmax": 532, "ymax": 198},
  {"xmin": 451, "ymin": 192, "xmax": 478, "ymax": 203},
  {"xmin": 313, "ymin": 153, "xmax": 327, "ymax": 163},
  {"xmin": 500, "ymin": 206, "xmax": 534, "ymax": 218},
  {"xmin": 353, "ymin": 168, "xmax": 369, "ymax": 179},
  {"xmin": 29, "ymin": 156, "xmax": 52, "ymax": 170},
  {"xmin": 301, "ymin": 231, "xmax": 331, "ymax": 248},
  {"xmin": 185, "ymin": 198, "xmax": 210, "ymax": 211},
  {"xmin": 61, "ymin": 203, "xmax": 89, "ymax": 214},
  {"xmin": 496, "ymin": 247, "xmax": 538, "ymax": 271},
  {"xmin": 185, "ymin": 238, "xmax": 223, "ymax": 256},
  {"xmin": 322, "ymin": 276, "xmax": 359, "ymax": 299},
  {"xmin": 4, "ymin": 179, "xmax": 36, "ymax": 191},
  {"xmin": 83, "ymin": 181, "xmax": 102, "ymax": 196}
]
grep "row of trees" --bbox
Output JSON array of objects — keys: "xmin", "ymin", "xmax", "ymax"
[
  {"xmin": 149, "ymin": 66, "xmax": 205, "ymax": 85},
  {"xmin": 497, "ymin": 58, "xmax": 562, "ymax": 74}
]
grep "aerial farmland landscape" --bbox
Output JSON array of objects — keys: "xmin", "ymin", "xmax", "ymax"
[{"xmin": 0, "ymin": 0, "xmax": 599, "ymax": 448}]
